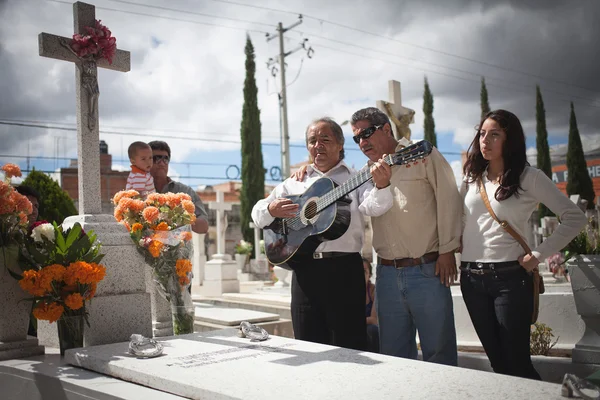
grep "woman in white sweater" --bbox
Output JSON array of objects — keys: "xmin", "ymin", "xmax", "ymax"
[{"xmin": 460, "ymin": 109, "xmax": 587, "ymax": 380}]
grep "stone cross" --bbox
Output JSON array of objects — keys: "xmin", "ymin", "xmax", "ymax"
[
  {"xmin": 376, "ymin": 80, "xmax": 415, "ymax": 140},
  {"xmin": 208, "ymin": 191, "xmax": 232, "ymax": 255},
  {"xmin": 38, "ymin": 1, "xmax": 130, "ymax": 215}
]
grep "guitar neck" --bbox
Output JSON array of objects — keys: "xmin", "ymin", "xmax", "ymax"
[{"xmin": 316, "ymin": 155, "xmax": 392, "ymax": 212}]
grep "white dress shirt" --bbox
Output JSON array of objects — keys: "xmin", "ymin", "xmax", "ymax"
[{"xmin": 252, "ymin": 160, "xmax": 392, "ymax": 253}]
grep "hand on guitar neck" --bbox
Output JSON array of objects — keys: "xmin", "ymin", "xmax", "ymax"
[{"xmin": 290, "ymin": 156, "xmax": 391, "ymax": 189}]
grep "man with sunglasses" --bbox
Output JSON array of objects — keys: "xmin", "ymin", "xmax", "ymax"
[
  {"xmin": 148, "ymin": 140, "xmax": 209, "ymax": 234},
  {"xmin": 351, "ymin": 107, "xmax": 461, "ymax": 366}
]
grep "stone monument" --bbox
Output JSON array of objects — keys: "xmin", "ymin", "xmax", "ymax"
[
  {"xmin": 376, "ymin": 80, "xmax": 415, "ymax": 140},
  {"xmin": 201, "ymin": 191, "xmax": 239, "ymax": 296},
  {"xmin": 36, "ymin": 1, "xmax": 152, "ymax": 347}
]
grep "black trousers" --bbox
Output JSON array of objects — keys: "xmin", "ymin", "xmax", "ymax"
[
  {"xmin": 289, "ymin": 252, "xmax": 367, "ymax": 351},
  {"xmin": 460, "ymin": 262, "xmax": 541, "ymax": 380}
]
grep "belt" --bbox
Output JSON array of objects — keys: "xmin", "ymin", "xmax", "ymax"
[
  {"xmin": 460, "ymin": 261, "xmax": 522, "ymax": 275},
  {"xmin": 312, "ymin": 252, "xmax": 353, "ymax": 259},
  {"xmin": 378, "ymin": 252, "xmax": 439, "ymax": 268}
]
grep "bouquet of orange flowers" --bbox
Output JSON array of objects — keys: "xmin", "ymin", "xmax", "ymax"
[
  {"xmin": 16, "ymin": 221, "xmax": 106, "ymax": 354},
  {"xmin": 0, "ymin": 163, "xmax": 32, "ymax": 271},
  {"xmin": 113, "ymin": 190, "xmax": 195, "ymax": 334},
  {"xmin": 17, "ymin": 222, "xmax": 106, "ymax": 323}
]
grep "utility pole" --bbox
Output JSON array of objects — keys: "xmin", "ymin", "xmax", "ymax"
[{"xmin": 266, "ymin": 16, "xmax": 313, "ymax": 178}]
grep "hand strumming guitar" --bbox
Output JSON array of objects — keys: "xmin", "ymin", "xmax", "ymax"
[{"xmin": 268, "ymin": 198, "xmax": 300, "ymax": 218}]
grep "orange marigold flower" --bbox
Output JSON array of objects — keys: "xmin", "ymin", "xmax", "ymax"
[
  {"xmin": 179, "ymin": 276, "xmax": 190, "ymax": 286},
  {"xmin": 190, "ymin": 214, "xmax": 197, "ymax": 223},
  {"xmin": 130, "ymin": 199, "xmax": 145, "ymax": 212},
  {"xmin": 177, "ymin": 193, "xmax": 192, "ymax": 202},
  {"xmin": 146, "ymin": 193, "xmax": 167, "ymax": 206},
  {"xmin": 181, "ymin": 199, "xmax": 195, "ymax": 214},
  {"xmin": 176, "ymin": 259, "xmax": 192, "ymax": 278},
  {"xmin": 113, "ymin": 189, "xmax": 140, "ymax": 205},
  {"xmin": 33, "ymin": 301, "xmax": 64, "ymax": 323},
  {"xmin": 131, "ymin": 223, "xmax": 143, "ymax": 233},
  {"xmin": 14, "ymin": 192, "xmax": 33, "ymax": 215},
  {"xmin": 155, "ymin": 221, "xmax": 169, "ymax": 231},
  {"xmin": 64, "ymin": 293, "xmax": 84, "ymax": 310},
  {"xmin": 19, "ymin": 270, "xmax": 47, "ymax": 297},
  {"xmin": 1, "ymin": 163, "xmax": 22, "ymax": 178},
  {"xmin": 179, "ymin": 231, "xmax": 192, "ymax": 241},
  {"xmin": 114, "ymin": 204, "xmax": 125, "ymax": 221},
  {"xmin": 0, "ymin": 181, "xmax": 10, "ymax": 197},
  {"xmin": 148, "ymin": 240, "xmax": 164, "ymax": 258},
  {"xmin": 143, "ymin": 206, "xmax": 160, "ymax": 224},
  {"xmin": 41, "ymin": 263, "xmax": 66, "ymax": 284}
]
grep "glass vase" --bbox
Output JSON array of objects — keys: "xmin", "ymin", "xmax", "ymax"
[
  {"xmin": 170, "ymin": 303, "xmax": 195, "ymax": 335},
  {"xmin": 57, "ymin": 314, "xmax": 85, "ymax": 356}
]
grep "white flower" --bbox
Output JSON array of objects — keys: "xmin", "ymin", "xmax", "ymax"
[{"xmin": 31, "ymin": 223, "xmax": 55, "ymax": 242}]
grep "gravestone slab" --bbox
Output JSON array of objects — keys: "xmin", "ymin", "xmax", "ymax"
[
  {"xmin": 195, "ymin": 305, "xmax": 279, "ymax": 326},
  {"xmin": 66, "ymin": 329, "xmax": 562, "ymax": 400}
]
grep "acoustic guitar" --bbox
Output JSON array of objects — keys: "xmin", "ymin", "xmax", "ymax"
[{"xmin": 264, "ymin": 140, "xmax": 433, "ymax": 268}]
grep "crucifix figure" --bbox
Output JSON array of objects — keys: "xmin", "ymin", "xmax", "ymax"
[
  {"xmin": 208, "ymin": 191, "xmax": 232, "ymax": 256},
  {"xmin": 376, "ymin": 80, "xmax": 415, "ymax": 141},
  {"xmin": 38, "ymin": 1, "xmax": 130, "ymax": 215}
]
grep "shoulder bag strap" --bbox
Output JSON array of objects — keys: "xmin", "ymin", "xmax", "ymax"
[{"xmin": 478, "ymin": 178, "xmax": 532, "ymax": 255}]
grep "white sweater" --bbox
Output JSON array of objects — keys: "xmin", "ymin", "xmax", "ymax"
[{"xmin": 461, "ymin": 166, "xmax": 587, "ymax": 262}]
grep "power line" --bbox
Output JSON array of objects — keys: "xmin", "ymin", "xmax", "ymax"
[
  {"xmin": 313, "ymin": 43, "xmax": 600, "ymax": 110},
  {"xmin": 305, "ymin": 33, "xmax": 600, "ymax": 107},
  {"xmin": 47, "ymin": 0, "xmax": 269, "ymax": 34},
  {"xmin": 0, "ymin": 118, "xmax": 282, "ymax": 139},
  {"xmin": 104, "ymin": 0, "xmax": 274, "ymax": 27},
  {"xmin": 47, "ymin": 0, "xmax": 597, "ymax": 103},
  {"xmin": 205, "ymin": 0, "xmax": 596, "ymax": 94},
  {"xmin": 0, "ymin": 120, "xmax": 363, "ymax": 151},
  {"xmin": 0, "ymin": 154, "xmax": 233, "ymax": 167}
]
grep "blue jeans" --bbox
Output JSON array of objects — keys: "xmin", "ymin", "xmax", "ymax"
[{"xmin": 375, "ymin": 262, "xmax": 457, "ymax": 366}]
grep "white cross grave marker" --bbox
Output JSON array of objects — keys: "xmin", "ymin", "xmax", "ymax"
[
  {"xmin": 208, "ymin": 191, "xmax": 232, "ymax": 255},
  {"xmin": 38, "ymin": 1, "xmax": 130, "ymax": 214},
  {"xmin": 376, "ymin": 80, "xmax": 415, "ymax": 140}
]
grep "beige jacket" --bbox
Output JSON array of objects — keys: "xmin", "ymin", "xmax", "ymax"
[{"xmin": 370, "ymin": 143, "xmax": 462, "ymax": 260}]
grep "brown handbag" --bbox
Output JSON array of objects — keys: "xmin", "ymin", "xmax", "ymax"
[{"xmin": 478, "ymin": 179, "xmax": 545, "ymax": 324}]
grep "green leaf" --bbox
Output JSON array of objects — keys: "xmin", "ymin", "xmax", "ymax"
[{"xmin": 65, "ymin": 223, "xmax": 82, "ymax": 248}]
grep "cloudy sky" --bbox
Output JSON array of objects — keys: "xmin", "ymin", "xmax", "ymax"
[{"xmin": 1, "ymin": 0, "xmax": 599, "ymax": 188}]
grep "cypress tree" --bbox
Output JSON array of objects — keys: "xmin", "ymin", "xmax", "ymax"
[
  {"xmin": 536, "ymin": 85, "xmax": 553, "ymax": 218},
  {"xmin": 21, "ymin": 168, "xmax": 77, "ymax": 224},
  {"xmin": 423, "ymin": 77, "xmax": 437, "ymax": 147},
  {"xmin": 239, "ymin": 36, "xmax": 265, "ymax": 245},
  {"xmin": 480, "ymin": 77, "xmax": 490, "ymax": 119},
  {"xmin": 566, "ymin": 102, "xmax": 595, "ymax": 209}
]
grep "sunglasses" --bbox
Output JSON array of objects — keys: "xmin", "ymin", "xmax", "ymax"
[
  {"xmin": 152, "ymin": 155, "xmax": 170, "ymax": 164},
  {"xmin": 353, "ymin": 125, "xmax": 382, "ymax": 144}
]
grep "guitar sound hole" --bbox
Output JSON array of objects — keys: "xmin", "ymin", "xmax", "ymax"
[{"xmin": 304, "ymin": 201, "xmax": 317, "ymax": 219}]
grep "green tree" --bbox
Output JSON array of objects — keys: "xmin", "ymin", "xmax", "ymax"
[
  {"xmin": 566, "ymin": 102, "xmax": 595, "ymax": 209},
  {"xmin": 536, "ymin": 85, "xmax": 554, "ymax": 218},
  {"xmin": 21, "ymin": 168, "xmax": 77, "ymax": 224},
  {"xmin": 423, "ymin": 77, "xmax": 437, "ymax": 147},
  {"xmin": 480, "ymin": 77, "xmax": 490, "ymax": 119},
  {"xmin": 239, "ymin": 36, "xmax": 265, "ymax": 246}
]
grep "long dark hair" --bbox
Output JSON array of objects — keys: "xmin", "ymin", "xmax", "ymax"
[{"xmin": 463, "ymin": 109, "xmax": 529, "ymax": 201}]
